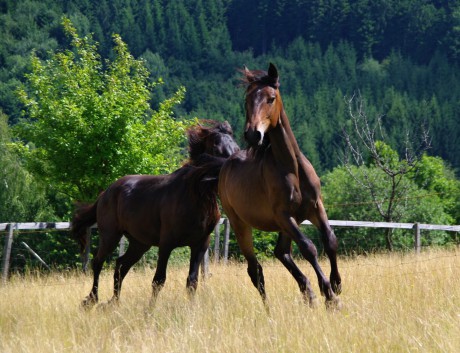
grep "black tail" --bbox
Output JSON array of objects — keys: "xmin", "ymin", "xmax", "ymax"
[{"xmin": 71, "ymin": 199, "xmax": 98, "ymax": 255}]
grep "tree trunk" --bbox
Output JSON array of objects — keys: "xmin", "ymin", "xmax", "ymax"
[{"xmin": 384, "ymin": 227, "xmax": 393, "ymax": 251}]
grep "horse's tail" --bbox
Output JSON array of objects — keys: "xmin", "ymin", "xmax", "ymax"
[{"xmin": 71, "ymin": 199, "xmax": 99, "ymax": 255}]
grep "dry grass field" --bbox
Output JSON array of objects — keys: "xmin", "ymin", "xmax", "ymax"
[{"xmin": 1, "ymin": 249, "xmax": 459, "ymax": 353}]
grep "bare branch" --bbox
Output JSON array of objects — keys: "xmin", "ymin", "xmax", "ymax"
[{"xmin": 340, "ymin": 92, "xmax": 432, "ymax": 250}]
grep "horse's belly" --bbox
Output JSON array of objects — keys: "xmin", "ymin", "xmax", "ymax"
[
  {"xmin": 225, "ymin": 195, "xmax": 279, "ymax": 231},
  {"xmin": 220, "ymin": 156, "xmax": 301, "ymax": 231}
]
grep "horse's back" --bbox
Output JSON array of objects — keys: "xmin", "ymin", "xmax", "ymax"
[
  {"xmin": 98, "ymin": 171, "xmax": 218, "ymax": 246},
  {"xmin": 96, "ymin": 175, "xmax": 169, "ymax": 245}
]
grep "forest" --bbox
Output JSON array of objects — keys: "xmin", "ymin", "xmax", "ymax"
[{"xmin": 1, "ymin": 0, "xmax": 460, "ymax": 267}]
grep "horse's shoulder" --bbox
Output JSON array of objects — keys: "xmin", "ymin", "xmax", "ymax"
[{"xmin": 295, "ymin": 153, "xmax": 322, "ymax": 196}]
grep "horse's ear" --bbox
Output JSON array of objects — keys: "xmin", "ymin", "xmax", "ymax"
[
  {"xmin": 220, "ymin": 121, "xmax": 233, "ymax": 134},
  {"xmin": 268, "ymin": 63, "xmax": 278, "ymax": 79},
  {"xmin": 243, "ymin": 65, "xmax": 255, "ymax": 82}
]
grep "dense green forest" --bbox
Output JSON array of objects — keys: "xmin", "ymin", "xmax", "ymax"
[
  {"xmin": 1, "ymin": 0, "xmax": 460, "ymax": 266},
  {"xmin": 1, "ymin": 0, "xmax": 460, "ymax": 171}
]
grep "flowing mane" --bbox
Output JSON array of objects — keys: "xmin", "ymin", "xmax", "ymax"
[{"xmin": 187, "ymin": 120, "xmax": 234, "ymax": 161}]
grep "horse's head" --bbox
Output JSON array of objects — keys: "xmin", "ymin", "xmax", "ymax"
[
  {"xmin": 187, "ymin": 120, "xmax": 240, "ymax": 161},
  {"xmin": 242, "ymin": 63, "xmax": 282, "ymax": 147}
]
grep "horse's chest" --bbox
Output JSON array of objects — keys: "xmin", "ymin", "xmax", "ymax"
[{"xmin": 266, "ymin": 171, "xmax": 302, "ymax": 207}]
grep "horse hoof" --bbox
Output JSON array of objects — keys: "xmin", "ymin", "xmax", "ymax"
[
  {"xmin": 97, "ymin": 298, "xmax": 119, "ymax": 311},
  {"xmin": 302, "ymin": 291, "xmax": 319, "ymax": 308},
  {"xmin": 332, "ymin": 280, "xmax": 342, "ymax": 295},
  {"xmin": 325, "ymin": 296, "xmax": 343, "ymax": 312},
  {"xmin": 81, "ymin": 296, "xmax": 97, "ymax": 309},
  {"xmin": 309, "ymin": 296, "xmax": 320, "ymax": 309}
]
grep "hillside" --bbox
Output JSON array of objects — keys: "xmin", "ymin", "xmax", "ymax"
[{"xmin": 1, "ymin": 0, "xmax": 459, "ymax": 172}]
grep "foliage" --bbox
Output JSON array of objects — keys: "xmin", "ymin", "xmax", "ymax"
[
  {"xmin": 228, "ymin": 0, "xmax": 460, "ymax": 64},
  {"xmin": 321, "ymin": 162, "xmax": 455, "ymax": 253},
  {"xmin": 15, "ymin": 17, "xmax": 189, "ymax": 202},
  {"xmin": 0, "ymin": 0, "xmax": 460, "ymax": 269},
  {"xmin": 0, "ymin": 111, "xmax": 55, "ymax": 222},
  {"xmin": 1, "ymin": 1, "xmax": 460, "ymax": 173},
  {"xmin": 409, "ymin": 154, "xmax": 460, "ymax": 223}
]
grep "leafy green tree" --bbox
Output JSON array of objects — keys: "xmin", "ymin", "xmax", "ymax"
[
  {"xmin": 0, "ymin": 111, "xmax": 55, "ymax": 222},
  {"xmin": 16, "ymin": 17, "xmax": 189, "ymax": 203},
  {"xmin": 409, "ymin": 154, "xmax": 460, "ymax": 224},
  {"xmin": 322, "ymin": 163, "xmax": 454, "ymax": 253}
]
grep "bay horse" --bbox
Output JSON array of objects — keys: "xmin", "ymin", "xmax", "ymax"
[
  {"xmin": 71, "ymin": 120, "xmax": 239, "ymax": 308},
  {"xmin": 218, "ymin": 64, "xmax": 342, "ymax": 309}
]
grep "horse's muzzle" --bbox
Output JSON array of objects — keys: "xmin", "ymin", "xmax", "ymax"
[{"xmin": 244, "ymin": 128, "xmax": 263, "ymax": 147}]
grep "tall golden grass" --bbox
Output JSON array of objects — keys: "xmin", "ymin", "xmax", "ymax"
[{"xmin": 1, "ymin": 249, "xmax": 459, "ymax": 353}]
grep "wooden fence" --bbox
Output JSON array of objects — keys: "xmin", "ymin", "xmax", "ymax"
[{"xmin": 1, "ymin": 219, "xmax": 459, "ymax": 284}]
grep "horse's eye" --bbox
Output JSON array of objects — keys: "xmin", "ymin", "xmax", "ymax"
[
  {"xmin": 267, "ymin": 97, "xmax": 275, "ymax": 104},
  {"xmin": 213, "ymin": 135, "xmax": 222, "ymax": 144}
]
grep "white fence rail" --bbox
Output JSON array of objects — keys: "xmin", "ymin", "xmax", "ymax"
[{"xmin": 2, "ymin": 219, "xmax": 459, "ymax": 283}]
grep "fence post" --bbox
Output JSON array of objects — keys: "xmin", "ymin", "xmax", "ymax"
[
  {"xmin": 201, "ymin": 248, "xmax": 209, "ymax": 279},
  {"xmin": 119, "ymin": 236, "xmax": 127, "ymax": 257},
  {"xmin": 213, "ymin": 222, "xmax": 220, "ymax": 263},
  {"xmin": 413, "ymin": 222, "xmax": 421, "ymax": 254},
  {"xmin": 223, "ymin": 219, "xmax": 230, "ymax": 265},
  {"xmin": 2, "ymin": 223, "xmax": 15, "ymax": 284}
]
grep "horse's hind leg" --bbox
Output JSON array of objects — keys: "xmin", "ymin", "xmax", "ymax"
[
  {"xmin": 82, "ymin": 229, "xmax": 122, "ymax": 308},
  {"xmin": 310, "ymin": 201, "xmax": 342, "ymax": 294},
  {"xmin": 274, "ymin": 233, "xmax": 317, "ymax": 306},
  {"xmin": 82, "ymin": 254, "xmax": 103, "ymax": 308},
  {"xmin": 111, "ymin": 238, "xmax": 150, "ymax": 304},
  {"xmin": 186, "ymin": 237, "xmax": 211, "ymax": 298},
  {"xmin": 279, "ymin": 215, "xmax": 340, "ymax": 308}
]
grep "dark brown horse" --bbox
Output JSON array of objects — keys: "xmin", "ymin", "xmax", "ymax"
[
  {"xmin": 218, "ymin": 64, "xmax": 342, "ymax": 308},
  {"xmin": 72, "ymin": 120, "xmax": 239, "ymax": 307}
]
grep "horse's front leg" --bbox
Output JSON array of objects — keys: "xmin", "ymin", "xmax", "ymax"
[
  {"xmin": 232, "ymin": 222, "xmax": 268, "ymax": 308},
  {"xmin": 186, "ymin": 238, "xmax": 211, "ymax": 299}
]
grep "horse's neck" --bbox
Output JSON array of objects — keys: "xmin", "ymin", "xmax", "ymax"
[{"xmin": 268, "ymin": 109, "xmax": 301, "ymax": 174}]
